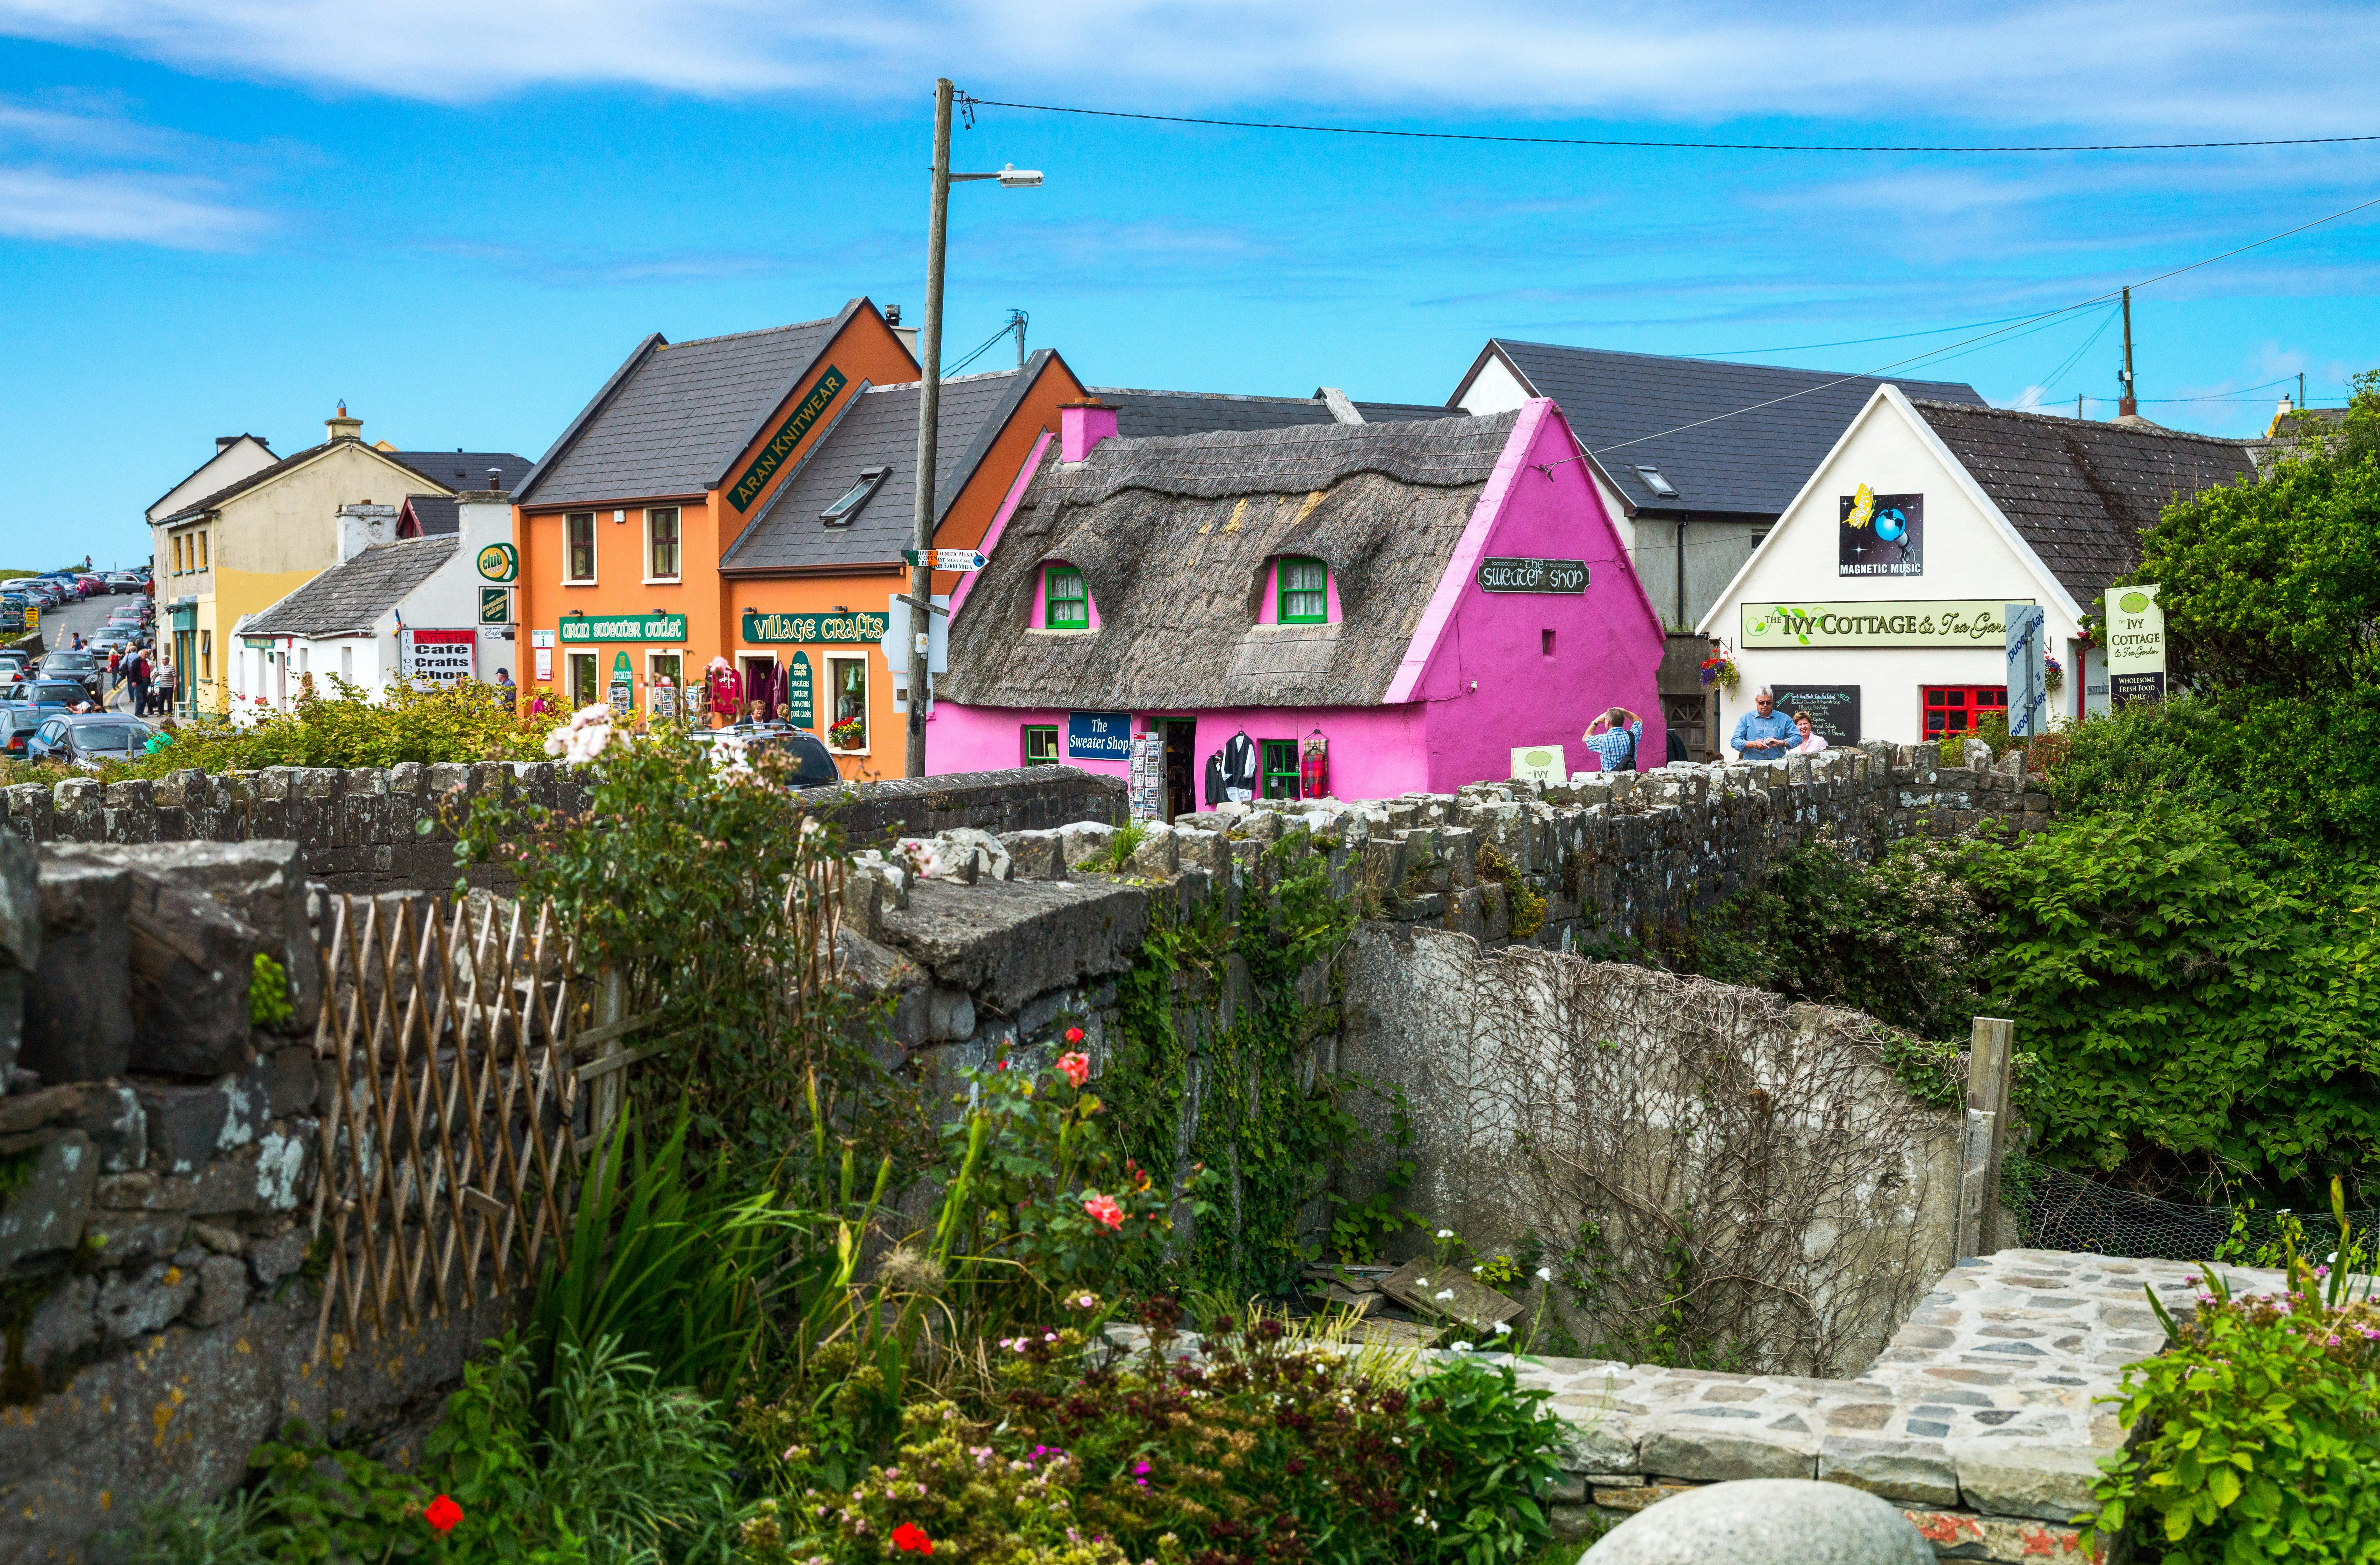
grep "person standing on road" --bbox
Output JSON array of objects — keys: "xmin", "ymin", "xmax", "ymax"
[
  {"xmin": 124, "ymin": 649, "xmax": 150, "ymax": 716},
  {"xmin": 1730, "ymin": 687, "xmax": 1800, "ymax": 764}
]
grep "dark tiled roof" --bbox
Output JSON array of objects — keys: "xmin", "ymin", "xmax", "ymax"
[
  {"xmin": 1911, "ymin": 400, "xmax": 2257, "ymax": 603},
  {"xmin": 241, "ymin": 538, "xmax": 458, "ymax": 638},
  {"xmin": 386, "ymin": 451, "xmax": 535, "ymax": 494},
  {"xmin": 941, "ymin": 412, "xmax": 1518, "ymax": 711},
  {"xmin": 146, "ymin": 434, "xmax": 273, "ymax": 517},
  {"xmin": 402, "ymin": 495, "xmax": 460, "ymax": 537},
  {"xmin": 1481, "ymin": 340, "xmax": 1987, "ymax": 520},
  {"xmin": 1089, "ymin": 387, "xmax": 1460, "ymax": 439},
  {"xmin": 722, "ymin": 355, "xmax": 1050, "ymax": 573},
  {"xmin": 517, "ymin": 304, "xmax": 866, "ymax": 507}
]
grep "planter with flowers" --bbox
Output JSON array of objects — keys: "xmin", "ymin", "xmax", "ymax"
[
  {"xmin": 829, "ymin": 717, "xmax": 866, "ymax": 751},
  {"xmin": 1699, "ymin": 647, "xmax": 1740, "ymax": 693}
]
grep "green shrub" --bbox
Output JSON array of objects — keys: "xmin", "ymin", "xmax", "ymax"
[
  {"xmin": 106, "ymin": 677, "xmax": 562, "ymax": 779},
  {"xmin": 2081, "ymin": 1185, "xmax": 2380, "ymax": 1563}
]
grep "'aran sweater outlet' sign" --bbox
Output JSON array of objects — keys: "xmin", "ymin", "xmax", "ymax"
[{"xmin": 727, "ymin": 365, "xmax": 850, "ymax": 511}]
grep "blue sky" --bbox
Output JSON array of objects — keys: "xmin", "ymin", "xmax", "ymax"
[{"xmin": 4, "ymin": 0, "xmax": 2376, "ymax": 569}]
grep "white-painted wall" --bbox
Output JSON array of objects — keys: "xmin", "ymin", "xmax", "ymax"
[
  {"xmin": 1454, "ymin": 353, "xmax": 1532, "ymax": 416},
  {"xmin": 1698, "ymin": 386, "xmax": 2081, "ymax": 749}
]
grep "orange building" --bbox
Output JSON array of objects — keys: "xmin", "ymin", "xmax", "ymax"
[
  {"xmin": 715, "ymin": 348, "xmax": 1086, "ymax": 776},
  {"xmin": 511, "ymin": 300, "xmax": 1083, "ymax": 779}
]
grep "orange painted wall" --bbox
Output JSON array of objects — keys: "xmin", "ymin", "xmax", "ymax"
[
  {"xmin": 513, "ymin": 305, "xmax": 920, "ymax": 721},
  {"xmin": 719, "ymin": 353, "xmax": 1087, "ymax": 781}
]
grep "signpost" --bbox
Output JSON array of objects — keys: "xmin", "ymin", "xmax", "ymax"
[
  {"xmin": 558, "ymin": 612, "xmax": 686, "ymax": 644},
  {"xmin": 785, "ymin": 652, "xmax": 815, "ymax": 728},
  {"xmin": 478, "ymin": 587, "xmax": 511, "ymax": 625},
  {"xmin": 607, "ymin": 651, "xmax": 632, "ymax": 717},
  {"xmin": 739, "ymin": 609, "xmax": 888, "ymax": 644},
  {"xmin": 2105, "ymin": 584, "xmax": 2167, "ymax": 707},
  {"xmin": 901, "ymin": 548, "xmax": 988, "ymax": 572},
  {"xmin": 2005, "ymin": 605, "xmax": 2048, "ymax": 736},
  {"xmin": 1740, "ymin": 599, "xmax": 2024, "ymax": 649},
  {"xmin": 1475, "ymin": 557, "xmax": 1588, "ymax": 594}
]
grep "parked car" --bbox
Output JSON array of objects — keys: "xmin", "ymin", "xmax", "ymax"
[
  {"xmin": 0, "ymin": 684, "xmax": 89, "ymax": 728},
  {"xmin": 26, "ymin": 713, "xmax": 152, "ymax": 768},
  {"xmin": 102, "ymin": 573, "xmax": 141, "ymax": 593},
  {"xmin": 40, "ymin": 650, "xmax": 101, "ymax": 699},
  {"xmin": 687, "ymin": 722, "xmax": 843, "ymax": 788}
]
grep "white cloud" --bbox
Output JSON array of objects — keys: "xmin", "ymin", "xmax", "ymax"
[
  {"xmin": 0, "ymin": 162, "xmax": 267, "ymax": 244},
  {"xmin": 0, "ymin": 0, "xmax": 2373, "ymax": 133}
]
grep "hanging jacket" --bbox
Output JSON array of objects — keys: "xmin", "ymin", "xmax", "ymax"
[
  {"xmin": 1221, "ymin": 732, "xmax": 1257, "ymax": 802},
  {"xmin": 1204, "ymin": 751, "xmax": 1227, "ymax": 807},
  {"xmin": 1299, "ymin": 739, "xmax": 1329, "ymax": 800},
  {"xmin": 708, "ymin": 666, "xmax": 741, "ymax": 716}
]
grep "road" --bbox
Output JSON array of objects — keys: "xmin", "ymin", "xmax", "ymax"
[{"xmin": 27, "ymin": 586, "xmax": 157, "ymax": 713}]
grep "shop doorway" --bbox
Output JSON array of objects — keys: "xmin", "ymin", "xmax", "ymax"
[
  {"xmin": 741, "ymin": 656, "xmax": 778, "ymax": 725},
  {"xmin": 1160, "ymin": 720, "xmax": 1197, "ymax": 821}
]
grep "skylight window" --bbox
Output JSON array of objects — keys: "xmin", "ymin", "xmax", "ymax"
[
  {"xmin": 1632, "ymin": 465, "xmax": 1680, "ymax": 498},
  {"xmin": 820, "ymin": 467, "xmax": 891, "ymax": 525}
]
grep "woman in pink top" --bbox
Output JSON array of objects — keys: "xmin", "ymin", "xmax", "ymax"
[{"xmin": 1790, "ymin": 711, "xmax": 1829, "ymax": 755}]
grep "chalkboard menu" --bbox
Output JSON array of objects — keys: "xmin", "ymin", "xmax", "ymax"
[{"xmin": 1771, "ymin": 684, "xmax": 1861, "ymax": 744}]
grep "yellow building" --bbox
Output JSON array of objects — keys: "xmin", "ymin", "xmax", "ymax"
[{"xmin": 149, "ymin": 408, "xmax": 527, "ymax": 712}]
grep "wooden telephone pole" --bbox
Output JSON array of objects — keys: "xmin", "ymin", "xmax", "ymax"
[{"xmin": 2117, "ymin": 286, "xmax": 2138, "ymax": 418}]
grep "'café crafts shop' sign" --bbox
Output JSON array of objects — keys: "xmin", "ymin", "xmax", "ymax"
[
  {"xmin": 1739, "ymin": 599, "xmax": 2026, "ymax": 648},
  {"xmin": 741, "ymin": 609, "xmax": 890, "ymax": 644}
]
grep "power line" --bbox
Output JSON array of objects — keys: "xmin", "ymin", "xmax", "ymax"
[
  {"xmin": 1677, "ymin": 312, "xmax": 2053, "ymax": 359},
  {"xmin": 963, "ymin": 95, "xmax": 2380, "ymax": 155}
]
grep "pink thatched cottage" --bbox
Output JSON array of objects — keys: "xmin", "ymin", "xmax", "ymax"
[{"xmin": 926, "ymin": 398, "xmax": 1666, "ymax": 815}]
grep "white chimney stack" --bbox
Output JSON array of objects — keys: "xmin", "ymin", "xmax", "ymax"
[{"xmin": 336, "ymin": 502, "xmax": 397, "ymax": 562}]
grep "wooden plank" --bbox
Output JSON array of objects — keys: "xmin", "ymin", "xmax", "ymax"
[
  {"xmin": 573, "ymin": 1036, "xmax": 678, "ymax": 1083},
  {"xmin": 1376, "ymin": 1255, "xmax": 1525, "ymax": 1332},
  {"xmin": 574, "ymin": 1010, "xmax": 658, "ymax": 1050}
]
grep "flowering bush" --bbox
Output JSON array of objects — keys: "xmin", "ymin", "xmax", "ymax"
[
  {"xmin": 105, "ymin": 673, "xmax": 564, "ymax": 778},
  {"xmin": 2082, "ymin": 1184, "xmax": 2380, "ymax": 1563}
]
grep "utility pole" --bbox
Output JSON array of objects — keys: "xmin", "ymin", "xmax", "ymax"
[
  {"xmin": 2075, "ymin": 393, "xmax": 2084, "ymax": 421},
  {"xmin": 2299, "ymin": 371, "xmax": 2307, "ymax": 413},
  {"xmin": 906, "ymin": 79, "xmax": 953, "ymax": 780},
  {"xmin": 2117, "ymin": 286, "xmax": 2138, "ymax": 418}
]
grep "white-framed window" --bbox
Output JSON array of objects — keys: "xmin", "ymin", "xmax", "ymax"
[
  {"xmin": 646, "ymin": 650, "xmax": 683, "ymax": 721},
  {"xmin": 340, "ymin": 645, "xmax": 354, "ymax": 684},
  {"xmin": 645, "ymin": 507, "xmax": 680, "ymax": 582},
  {"xmin": 566, "ymin": 651, "xmax": 599, "ymax": 710},
  {"xmin": 826, "ymin": 655, "xmax": 867, "ymax": 752},
  {"xmin": 565, "ymin": 512, "xmax": 597, "ymax": 584}
]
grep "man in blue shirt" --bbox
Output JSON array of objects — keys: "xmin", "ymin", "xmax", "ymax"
[
  {"xmin": 1580, "ymin": 705, "xmax": 1643, "ymax": 773},
  {"xmin": 1731, "ymin": 687, "xmax": 1800, "ymax": 763}
]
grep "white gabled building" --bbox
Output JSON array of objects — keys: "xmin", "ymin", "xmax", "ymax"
[
  {"xmin": 232, "ymin": 490, "xmax": 520, "ymax": 714},
  {"xmin": 1697, "ymin": 385, "xmax": 2255, "ymax": 750}
]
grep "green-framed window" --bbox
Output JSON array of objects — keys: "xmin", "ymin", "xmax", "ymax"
[
  {"xmin": 1045, "ymin": 565, "xmax": 1089, "ymax": 629},
  {"xmin": 1023, "ymin": 725, "xmax": 1060, "ymax": 766},
  {"xmin": 1261, "ymin": 739, "xmax": 1301, "ymax": 800},
  {"xmin": 1277, "ymin": 557, "xmax": 1328, "ymax": 623}
]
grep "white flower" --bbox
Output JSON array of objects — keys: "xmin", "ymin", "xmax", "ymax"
[
  {"xmin": 1536, "ymin": 1266, "xmax": 1553, "ymax": 1282},
  {"xmin": 709, "ymin": 732, "xmax": 756, "ymax": 786},
  {"xmin": 1434, "ymin": 1288, "xmax": 1454, "ymax": 1301},
  {"xmin": 1492, "ymin": 1320, "xmax": 1512, "ymax": 1336},
  {"xmin": 1470, "ymin": 1264, "xmax": 1484, "ymax": 1274},
  {"xmin": 1436, "ymin": 1228, "xmax": 1455, "ymax": 1240},
  {"xmin": 1448, "ymin": 1341, "xmax": 1474, "ymax": 1353},
  {"xmin": 544, "ymin": 703, "xmax": 623, "ymax": 765}
]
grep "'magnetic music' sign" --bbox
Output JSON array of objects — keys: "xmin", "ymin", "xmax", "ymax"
[{"xmin": 1475, "ymin": 557, "xmax": 1588, "ymax": 594}]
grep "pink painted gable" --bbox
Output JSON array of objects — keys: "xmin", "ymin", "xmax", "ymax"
[{"xmin": 1385, "ymin": 398, "xmax": 1669, "ymax": 786}]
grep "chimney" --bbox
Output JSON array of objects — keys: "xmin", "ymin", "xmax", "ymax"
[
  {"xmin": 455, "ymin": 490, "xmax": 513, "ymax": 559},
  {"xmin": 1317, "ymin": 387, "xmax": 1365, "ymax": 425},
  {"xmin": 487, "ymin": 467, "xmax": 503, "ymax": 491},
  {"xmin": 884, "ymin": 302, "xmax": 920, "ymax": 363},
  {"xmin": 325, "ymin": 401, "xmax": 363, "ymax": 443},
  {"xmin": 215, "ymin": 435, "xmax": 241, "ymax": 452},
  {"xmin": 1060, "ymin": 400, "xmax": 1119, "ymax": 463},
  {"xmin": 335, "ymin": 502, "xmax": 398, "ymax": 562}
]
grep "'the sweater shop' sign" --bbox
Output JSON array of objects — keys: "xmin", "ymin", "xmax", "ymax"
[
  {"xmin": 741, "ymin": 609, "xmax": 889, "ymax": 644},
  {"xmin": 726, "ymin": 365, "xmax": 850, "ymax": 512}
]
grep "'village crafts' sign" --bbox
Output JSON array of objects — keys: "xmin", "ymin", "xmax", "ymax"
[
  {"xmin": 1475, "ymin": 557, "xmax": 1588, "ymax": 594},
  {"xmin": 741, "ymin": 609, "xmax": 889, "ymax": 644},
  {"xmin": 1740, "ymin": 600, "xmax": 2027, "ymax": 649},
  {"xmin": 726, "ymin": 366, "xmax": 850, "ymax": 512}
]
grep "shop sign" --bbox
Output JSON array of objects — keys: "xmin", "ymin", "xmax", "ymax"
[
  {"xmin": 786, "ymin": 651, "xmax": 814, "ymax": 728},
  {"xmin": 2006, "ymin": 605, "xmax": 2048, "ymax": 736},
  {"xmin": 479, "ymin": 587, "xmax": 511, "ymax": 625},
  {"xmin": 2106, "ymin": 583, "xmax": 2167, "ymax": 706},
  {"xmin": 607, "ymin": 651, "xmax": 632, "ymax": 716},
  {"xmin": 475, "ymin": 542, "xmax": 519, "ymax": 583},
  {"xmin": 1475, "ymin": 557, "xmax": 1588, "ymax": 594},
  {"xmin": 903, "ymin": 548, "xmax": 988, "ymax": 572},
  {"xmin": 1770, "ymin": 685, "xmax": 1861, "ymax": 744},
  {"xmin": 726, "ymin": 366, "xmax": 850, "ymax": 512},
  {"xmin": 558, "ymin": 612, "xmax": 686, "ymax": 643},
  {"xmin": 399, "ymin": 628, "xmax": 475, "ymax": 685},
  {"xmin": 1838, "ymin": 485, "xmax": 1924, "ymax": 577},
  {"xmin": 1067, "ymin": 711, "xmax": 1132, "ymax": 761},
  {"xmin": 1510, "ymin": 744, "xmax": 1567, "ymax": 784},
  {"xmin": 1740, "ymin": 599, "xmax": 2020, "ymax": 648},
  {"xmin": 741, "ymin": 609, "xmax": 888, "ymax": 644}
]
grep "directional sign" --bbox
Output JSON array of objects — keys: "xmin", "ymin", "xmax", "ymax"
[{"xmin": 903, "ymin": 548, "xmax": 988, "ymax": 572}]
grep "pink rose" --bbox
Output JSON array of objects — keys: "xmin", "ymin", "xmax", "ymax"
[
  {"xmin": 1057, "ymin": 1052, "xmax": 1090, "ymax": 1088},
  {"xmin": 1082, "ymin": 1192, "xmax": 1124, "ymax": 1230}
]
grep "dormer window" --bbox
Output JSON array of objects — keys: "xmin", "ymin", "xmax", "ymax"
[
  {"xmin": 821, "ymin": 467, "xmax": 891, "ymax": 525},
  {"xmin": 1632, "ymin": 465, "xmax": 1679, "ymax": 498},
  {"xmin": 1278, "ymin": 557, "xmax": 1328, "ymax": 624},
  {"xmin": 1045, "ymin": 565, "xmax": 1089, "ymax": 629}
]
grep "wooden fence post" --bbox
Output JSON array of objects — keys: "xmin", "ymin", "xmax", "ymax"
[
  {"xmin": 591, "ymin": 968, "xmax": 626, "ymax": 1165},
  {"xmin": 1964, "ymin": 1017, "xmax": 2016, "ymax": 1256}
]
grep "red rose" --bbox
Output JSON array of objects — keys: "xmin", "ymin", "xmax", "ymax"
[
  {"xmin": 1064, "ymin": 1026, "xmax": 1085, "ymax": 1044},
  {"xmin": 425, "ymin": 1494, "xmax": 462, "ymax": 1534},
  {"xmin": 893, "ymin": 1523, "xmax": 935, "ymax": 1555}
]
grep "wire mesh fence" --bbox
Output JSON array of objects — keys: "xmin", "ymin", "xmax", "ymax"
[{"xmin": 2003, "ymin": 1153, "xmax": 2380, "ymax": 1266}]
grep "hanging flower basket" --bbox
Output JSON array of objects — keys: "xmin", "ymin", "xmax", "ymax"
[
  {"xmin": 1698, "ymin": 650, "xmax": 1740, "ymax": 692},
  {"xmin": 2044, "ymin": 655, "xmax": 2064, "ymax": 694}
]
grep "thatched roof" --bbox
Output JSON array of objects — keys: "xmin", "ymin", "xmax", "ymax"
[{"xmin": 940, "ymin": 411, "xmax": 1519, "ymax": 711}]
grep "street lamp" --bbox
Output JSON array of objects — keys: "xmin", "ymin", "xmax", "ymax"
[{"xmin": 906, "ymin": 79, "xmax": 1043, "ymax": 778}]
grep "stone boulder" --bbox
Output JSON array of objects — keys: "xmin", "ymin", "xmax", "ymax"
[
  {"xmin": 22, "ymin": 854, "xmax": 132, "ymax": 1083},
  {"xmin": 1582, "ymin": 1479, "xmax": 1931, "ymax": 1565}
]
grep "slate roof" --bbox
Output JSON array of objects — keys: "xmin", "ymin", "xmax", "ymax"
[
  {"xmin": 517, "ymin": 302, "xmax": 876, "ymax": 508},
  {"xmin": 1474, "ymin": 340, "xmax": 1987, "ymax": 520},
  {"xmin": 241, "ymin": 538, "xmax": 458, "ymax": 638},
  {"xmin": 721, "ymin": 353, "xmax": 1057, "ymax": 573},
  {"xmin": 1910, "ymin": 399, "xmax": 2257, "ymax": 604},
  {"xmin": 386, "ymin": 451, "xmax": 535, "ymax": 494},
  {"xmin": 401, "ymin": 495, "xmax": 460, "ymax": 537},
  {"xmin": 939, "ymin": 412, "xmax": 1519, "ymax": 711},
  {"xmin": 1090, "ymin": 387, "xmax": 1467, "ymax": 439}
]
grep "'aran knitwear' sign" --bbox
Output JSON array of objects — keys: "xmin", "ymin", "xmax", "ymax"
[
  {"xmin": 740, "ymin": 609, "xmax": 889, "ymax": 644},
  {"xmin": 1475, "ymin": 557, "xmax": 1588, "ymax": 594},
  {"xmin": 727, "ymin": 366, "xmax": 850, "ymax": 512},
  {"xmin": 558, "ymin": 613, "xmax": 687, "ymax": 643},
  {"xmin": 1740, "ymin": 600, "xmax": 2023, "ymax": 648}
]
